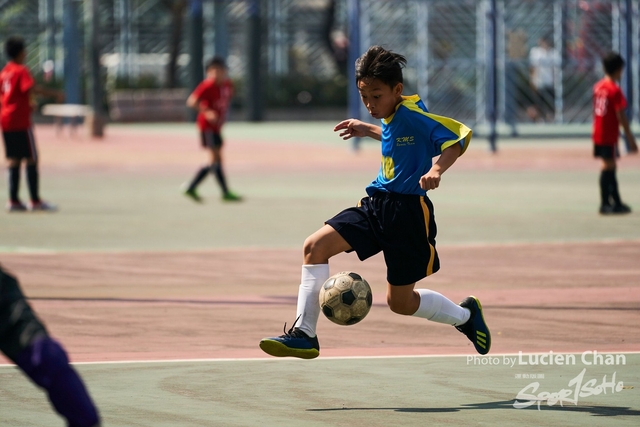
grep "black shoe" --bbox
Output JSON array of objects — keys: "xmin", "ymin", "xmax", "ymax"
[
  {"xmin": 455, "ymin": 296, "xmax": 491, "ymax": 355},
  {"xmin": 600, "ymin": 203, "xmax": 631, "ymax": 215},
  {"xmin": 259, "ymin": 317, "xmax": 320, "ymax": 359},
  {"xmin": 612, "ymin": 203, "xmax": 631, "ymax": 214},
  {"xmin": 599, "ymin": 204, "xmax": 615, "ymax": 214}
]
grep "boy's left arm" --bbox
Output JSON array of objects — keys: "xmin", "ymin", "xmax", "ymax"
[
  {"xmin": 616, "ymin": 109, "xmax": 638, "ymax": 154},
  {"xmin": 419, "ymin": 143, "xmax": 461, "ymax": 191}
]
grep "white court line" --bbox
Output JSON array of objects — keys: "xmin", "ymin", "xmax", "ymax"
[
  {"xmin": 3, "ymin": 350, "xmax": 640, "ymax": 368},
  {"xmin": 2, "ymin": 239, "xmax": 640, "ymax": 255}
]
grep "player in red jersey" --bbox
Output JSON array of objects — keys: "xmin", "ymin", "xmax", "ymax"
[
  {"xmin": 1, "ymin": 37, "xmax": 61, "ymax": 212},
  {"xmin": 592, "ymin": 52, "xmax": 638, "ymax": 214},
  {"xmin": 183, "ymin": 57, "xmax": 241, "ymax": 202}
]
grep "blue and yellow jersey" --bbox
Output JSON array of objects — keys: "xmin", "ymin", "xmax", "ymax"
[{"xmin": 366, "ymin": 95, "xmax": 472, "ymax": 196}]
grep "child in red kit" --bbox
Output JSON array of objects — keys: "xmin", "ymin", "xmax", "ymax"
[
  {"xmin": 592, "ymin": 52, "xmax": 638, "ymax": 214},
  {"xmin": 1, "ymin": 36, "xmax": 61, "ymax": 212},
  {"xmin": 183, "ymin": 57, "xmax": 241, "ymax": 203}
]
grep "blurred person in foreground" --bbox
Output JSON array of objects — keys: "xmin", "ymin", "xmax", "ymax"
[
  {"xmin": 592, "ymin": 52, "xmax": 638, "ymax": 215},
  {"xmin": 0, "ymin": 265, "xmax": 100, "ymax": 426},
  {"xmin": 1, "ymin": 36, "xmax": 61, "ymax": 212}
]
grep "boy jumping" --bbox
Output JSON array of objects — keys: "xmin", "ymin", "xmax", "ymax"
[{"xmin": 259, "ymin": 46, "xmax": 490, "ymax": 359}]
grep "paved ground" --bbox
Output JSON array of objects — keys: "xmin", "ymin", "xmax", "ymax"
[{"xmin": 0, "ymin": 123, "xmax": 638, "ymax": 426}]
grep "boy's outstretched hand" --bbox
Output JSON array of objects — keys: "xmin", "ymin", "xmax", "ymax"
[
  {"xmin": 334, "ymin": 119, "xmax": 368, "ymax": 139},
  {"xmin": 334, "ymin": 119, "xmax": 382, "ymax": 141},
  {"xmin": 628, "ymin": 137, "xmax": 638, "ymax": 154}
]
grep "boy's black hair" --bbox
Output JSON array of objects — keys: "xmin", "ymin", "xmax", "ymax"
[
  {"xmin": 5, "ymin": 36, "xmax": 25, "ymax": 60},
  {"xmin": 355, "ymin": 46, "xmax": 406, "ymax": 88},
  {"xmin": 602, "ymin": 52, "xmax": 625, "ymax": 76},
  {"xmin": 206, "ymin": 56, "xmax": 227, "ymax": 70}
]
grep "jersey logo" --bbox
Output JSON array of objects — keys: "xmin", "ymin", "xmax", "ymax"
[
  {"xmin": 594, "ymin": 93, "xmax": 608, "ymax": 117},
  {"xmin": 382, "ymin": 155, "xmax": 394, "ymax": 180},
  {"xmin": 1, "ymin": 78, "xmax": 10, "ymax": 94},
  {"xmin": 395, "ymin": 135, "xmax": 415, "ymax": 146}
]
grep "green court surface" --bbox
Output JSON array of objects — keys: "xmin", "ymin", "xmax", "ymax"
[
  {"xmin": 1, "ymin": 122, "xmax": 639, "ymax": 252},
  {"xmin": 1, "ymin": 123, "xmax": 639, "ymax": 426},
  {"xmin": 1, "ymin": 354, "xmax": 639, "ymax": 426}
]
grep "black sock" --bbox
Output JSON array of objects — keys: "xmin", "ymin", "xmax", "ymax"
[
  {"xmin": 8, "ymin": 165, "xmax": 20, "ymax": 202},
  {"xmin": 188, "ymin": 166, "xmax": 210, "ymax": 191},
  {"xmin": 211, "ymin": 162, "xmax": 229, "ymax": 194},
  {"xmin": 26, "ymin": 164, "xmax": 40, "ymax": 203},
  {"xmin": 599, "ymin": 170, "xmax": 611, "ymax": 206},
  {"xmin": 609, "ymin": 169, "xmax": 622, "ymax": 206}
]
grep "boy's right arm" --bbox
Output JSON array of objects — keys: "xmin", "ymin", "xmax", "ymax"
[
  {"xmin": 186, "ymin": 93, "xmax": 218, "ymax": 123},
  {"xmin": 186, "ymin": 93, "xmax": 199, "ymax": 109},
  {"xmin": 334, "ymin": 119, "xmax": 381, "ymax": 141}
]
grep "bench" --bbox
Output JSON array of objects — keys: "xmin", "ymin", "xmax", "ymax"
[
  {"xmin": 41, "ymin": 104, "xmax": 91, "ymax": 136},
  {"xmin": 108, "ymin": 89, "xmax": 188, "ymax": 122}
]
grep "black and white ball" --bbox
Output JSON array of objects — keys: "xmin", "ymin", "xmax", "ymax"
[{"xmin": 319, "ymin": 272, "xmax": 372, "ymax": 325}]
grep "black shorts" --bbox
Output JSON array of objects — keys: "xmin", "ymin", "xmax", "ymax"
[
  {"xmin": 0, "ymin": 268, "xmax": 48, "ymax": 362},
  {"xmin": 200, "ymin": 131, "xmax": 223, "ymax": 149},
  {"xmin": 594, "ymin": 144, "xmax": 617, "ymax": 159},
  {"xmin": 2, "ymin": 129, "xmax": 37, "ymax": 160},
  {"xmin": 326, "ymin": 192, "xmax": 440, "ymax": 286}
]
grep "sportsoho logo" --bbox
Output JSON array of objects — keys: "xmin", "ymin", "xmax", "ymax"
[{"xmin": 467, "ymin": 351, "xmax": 628, "ymax": 410}]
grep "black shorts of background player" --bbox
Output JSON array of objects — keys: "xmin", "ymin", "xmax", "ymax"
[{"xmin": 0, "ymin": 266, "xmax": 100, "ymax": 427}]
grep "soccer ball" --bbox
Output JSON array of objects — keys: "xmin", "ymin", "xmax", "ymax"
[{"xmin": 319, "ymin": 272, "xmax": 372, "ymax": 325}]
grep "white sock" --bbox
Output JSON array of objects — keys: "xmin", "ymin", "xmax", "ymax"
[
  {"xmin": 412, "ymin": 289, "xmax": 470, "ymax": 326},
  {"xmin": 295, "ymin": 264, "xmax": 330, "ymax": 337}
]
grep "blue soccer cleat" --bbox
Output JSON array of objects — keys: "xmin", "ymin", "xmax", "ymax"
[
  {"xmin": 259, "ymin": 318, "xmax": 320, "ymax": 359},
  {"xmin": 455, "ymin": 296, "xmax": 491, "ymax": 355}
]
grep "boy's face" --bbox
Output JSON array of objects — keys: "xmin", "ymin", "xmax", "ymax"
[
  {"xmin": 610, "ymin": 68, "xmax": 623, "ymax": 81},
  {"xmin": 12, "ymin": 49, "xmax": 26, "ymax": 64},
  {"xmin": 207, "ymin": 65, "xmax": 227, "ymax": 81},
  {"xmin": 357, "ymin": 78, "xmax": 403, "ymax": 120}
]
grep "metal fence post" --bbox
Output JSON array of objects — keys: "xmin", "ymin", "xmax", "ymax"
[
  {"xmin": 622, "ymin": 0, "xmax": 634, "ymax": 129},
  {"xmin": 214, "ymin": 0, "xmax": 228, "ymax": 60},
  {"xmin": 62, "ymin": 0, "xmax": 80, "ymax": 105},
  {"xmin": 487, "ymin": 0, "xmax": 498, "ymax": 152},
  {"xmin": 246, "ymin": 0, "xmax": 263, "ymax": 121},
  {"xmin": 118, "ymin": 0, "xmax": 132, "ymax": 84},
  {"xmin": 188, "ymin": 0, "xmax": 204, "ymax": 122},
  {"xmin": 347, "ymin": 0, "xmax": 361, "ymax": 149},
  {"xmin": 85, "ymin": 0, "xmax": 106, "ymax": 137},
  {"xmin": 553, "ymin": 0, "xmax": 565, "ymax": 124},
  {"xmin": 416, "ymin": 0, "xmax": 429, "ymax": 107}
]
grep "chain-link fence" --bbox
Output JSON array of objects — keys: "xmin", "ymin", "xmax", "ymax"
[{"xmin": 0, "ymin": 0, "xmax": 638, "ymax": 128}]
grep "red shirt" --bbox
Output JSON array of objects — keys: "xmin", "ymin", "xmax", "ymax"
[
  {"xmin": 0, "ymin": 61, "xmax": 34, "ymax": 131},
  {"xmin": 592, "ymin": 77, "xmax": 626, "ymax": 146},
  {"xmin": 191, "ymin": 78, "xmax": 233, "ymax": 133}
]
